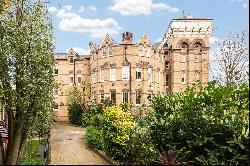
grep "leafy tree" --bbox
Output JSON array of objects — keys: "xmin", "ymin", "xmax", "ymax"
[
  {"xmin": 0, "ymin": 0, "xmax": 54, "ymax": 164},
  {"xmin": 210, "ymin": 30, "xmax": 249, "ymax": 85}
]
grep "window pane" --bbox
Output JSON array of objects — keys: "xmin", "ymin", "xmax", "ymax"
[
  {"xmin": 110, "ymin": 91, "xmax": 116, "ymax": 104},
  {"xmin": 100, "ymin": 69, "xmax": 104, "ymax": 82},
  {"xmin": 122, "ymin": 66, "xmax": 129, "ymax": 80},
  {"xmin": 147, "ymin": 68, "xmax": 152, "ymax": 81},
  {"xmin": 103, "ymin": 48, "xmax": 106, "ymax": 56},
  {"xmin": 109, "ymin": 46, "xmax": 113, "ymax": 56},
  {"xmin": 136, "ymin": 67, "xmax": 142, "ymax": 80},
  {"xmin": 78, "ymin": 76, "xmax": 81, "ymax": 83},
  {"xmin": 54, "ymin": 69, "xmax": 58, "ymax": 75},
  {"xmin": 70, "ymin": 76, "xmax": 74, "ymax": 83},
  {"xmin": 110, "ymin": 67, "xmax": 116, "ymax": 81},
  {"xmin": 136, "ymin": 91, "xmax": 141, "ymax": 104},
  {"xmin": 70, "ymin": 57, "xmax": 74, "ymax": 64}
]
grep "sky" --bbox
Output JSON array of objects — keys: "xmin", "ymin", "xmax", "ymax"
[{"xmin": 46, "ymin": 0, "xmax": 249, "ymax": 54}]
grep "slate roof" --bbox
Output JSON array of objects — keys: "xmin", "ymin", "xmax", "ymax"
[{"xmin": 54, "ymin": 53, "xmax": 90, "ymax": 60}]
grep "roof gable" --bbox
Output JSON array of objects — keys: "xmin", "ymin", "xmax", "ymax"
[
  {"xmin": 100, "ymin": 34, "xmax": 117, "ymax": 47},
  {"xmin": 137, "ymin": 34, "xmax": 153, "ymax": 47}
]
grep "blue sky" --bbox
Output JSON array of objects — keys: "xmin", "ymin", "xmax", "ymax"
[{"xmin": 47, "ymin": 0, "xmax": 249, "ymax": 54}]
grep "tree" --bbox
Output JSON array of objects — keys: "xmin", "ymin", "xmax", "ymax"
[
  {"xmin": 210, "ymin": 30, "xmax": 249, "ymax": 85},
  {"xmin": 0, "ymin": 0, "xmax": 54, "ymax": 164}
]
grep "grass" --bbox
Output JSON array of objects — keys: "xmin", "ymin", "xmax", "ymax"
[{"xmin": 21, "ymin": 139, "xmax": 46, "ymax": 165}]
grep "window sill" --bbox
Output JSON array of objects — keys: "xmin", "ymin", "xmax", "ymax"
[
  {"xmin": 54, "ymin": 95, "xmax": 58, "ymax": 97},
  {"xmin": 54, "ymin": 74, "xmax": 58, "ymax": 76},
  {"xmin": 53, "ymin": 109, "xmax": 58, "ymax": 112},
  {"xmin": 136, "ymin": 79, "xmax": 142, "ymax": 81},
  {"xmin": 69, "ymin": 83, "xmax": 74, "ymax": 85},
  {"xmin": 181, "ymin": 61, "xmax": 186, "ymax": 63},
  {"xmin": 110, "ymin": 80, "xmax": 116, "ymax": 82},
  {"xmin": 181, "ymin": 82, "xmax": 186, "ymax": 84},
  {"xmin": 122, "ymin": 79, "xmax": 129, "ymax": 81}
]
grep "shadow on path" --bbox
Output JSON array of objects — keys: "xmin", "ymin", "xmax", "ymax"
[{"xmin": 50, "ymin": 122, "xmax": 108, "ymax": 165}]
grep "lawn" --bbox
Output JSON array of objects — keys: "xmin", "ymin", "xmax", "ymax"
[{"xmin": 21, "ymin": 139, "xmax": 46, "ymax": 165}]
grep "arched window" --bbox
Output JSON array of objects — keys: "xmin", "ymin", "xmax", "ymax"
[
  {"xmin": 194, "ymin": 43, "xmax": 202, "ymax": 54},
  {"xmin": 181, "ymin": 42, "xmax": 189, "ymax": 53}
]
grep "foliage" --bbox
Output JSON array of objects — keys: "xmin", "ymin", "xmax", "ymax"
[
  {"xmin": 102, "ymin": 106, "xmax": 134, "ymax": 161},
  {"xmin": 81, "ymin": 104, "xmax": 103, "ymax": 127},
  {"xmin": 86, "ymin": 125, "xmax": 104, "ymax": 150},
  {"xmin": 210, "ymin": 30, "xmax": 249, "ymax": 85},
  {"xmin": 128, "ymin": 114, "xmax": 159, "ymax": 165},
  {"xmin": 68, "ymin": 103, "xmax": 83, "ymax": 125},
  {"xmin": 20, "ymin": 140, "xmax": 45, "ymax": 165},
  {"xmin": 0, "ymin": 0, "xmax": 54, "ymax": 164},
  {"xmin": 150, "ymin": 81, "xmax": 249, "ymax": 165},
  {"xmin": 66, "ymin": 86, "xmax": 83, "ymax": 106}
]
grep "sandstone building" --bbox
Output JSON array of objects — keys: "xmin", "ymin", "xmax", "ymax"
[{"xmin": 53, "ymin": 15, "xmax": 213, "ymax": 121}]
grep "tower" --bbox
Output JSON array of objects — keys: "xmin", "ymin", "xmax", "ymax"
[{"xmin": 162, "ymin": 14, "xmax": 213, "ymax": 92}]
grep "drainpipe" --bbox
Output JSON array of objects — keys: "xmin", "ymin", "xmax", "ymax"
[{"xmin": 124, "ymin": 46, "xmax": 132, "ymax": 103}]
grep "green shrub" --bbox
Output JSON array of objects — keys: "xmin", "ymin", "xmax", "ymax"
[
  {"xmin": 86, "ymin": 125, "xmax": 104, "ymax": 150},
  {"xmin": 102, "ymin": 106, "xmax": 134, "ymax": 162},
  {"xmin": 68, "ymin": 103, "xmax": 83, "ymax": 125},
  {"xmin": 81, "ymin": 111, "xmax": 89, "ymax": 127},
  {"xmin": 150, "ymin": 81, "xmax": 249, "ymax": 165},
  {"xmin": 129, "ymin": 115, "xmax": 160, "ymax": 165}
]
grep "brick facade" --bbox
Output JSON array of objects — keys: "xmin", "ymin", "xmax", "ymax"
[{"xmin": 53, "ymin": 15, "xmax": 213, "ymax": 121}]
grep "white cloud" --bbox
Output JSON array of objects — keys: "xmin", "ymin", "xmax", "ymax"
[
  {"xmin": 87, "ymin": 6, "xmax": 97, "ymax": 12},
  {"xmin": 78, "ymin": 6, "xmax": 85, "ymax": 13},
  {"xmin": 55, "ymin": 6, "xmax": 78, "ymax": 19},
  {"xmin": 49, "ymin": 6, "xmax": 121, "ymax": 38},
  {"xmin": 108, "ymin": 0, "xmax": 180, "ymax": 16},
  {"xmin": 59, "ymin": 17, "xmax": 121, "ymax": 38},
  {"xmin": 66, "ymin": 47, "xmax": 90, "ymax": 55}
]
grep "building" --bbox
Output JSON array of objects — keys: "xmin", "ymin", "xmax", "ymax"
[{"xmin": 53, "ymin": 15, "xmax": 213, "ymax": 121}]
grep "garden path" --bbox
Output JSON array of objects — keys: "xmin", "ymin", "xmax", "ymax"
[{"xmin": 50, "ymin": 122, "xmax": 108, "ymax": 165}]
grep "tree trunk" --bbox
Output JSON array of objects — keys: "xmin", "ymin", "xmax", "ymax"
[{"xmin": 5, "ymin": 129, "xmax": 22, "ymax": 165}]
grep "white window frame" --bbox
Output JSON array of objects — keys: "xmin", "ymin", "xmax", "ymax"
[
  {"xmin": 122, "ymin": 66, "xmax": 129, "ymax": 80},
  {"xmin": 147, "ymin": 68, "xmax": 152, "ymax": 82},
  {"xmin": 157, "ymin": 70, "xmax": 160, "ymax": 83},
  {"xmin": 109, "ymin": 46, "xmax": 113, "ymax": 56},
  {"xmin": 77, "ymin": 75, "xmax": 82, "ymax": 84},
  {"xmin": 122, "ymin": 91, "xmax": 129, "ymax": 103},
  {"xmin": 181, "ymin": 70, "xmax": 186, "ymax": 84},
  {"xmin": 100, "ymin": 93, "xmax": 104, "ymax": 103},
  {"xmin": 146, "ymin": 47, "xmax": 151, "ymax": 58},
  {"xmin": 136, "ymin": 67, "xmax": 142, "ymax": 81},
  {"xmin": 100, "ymin": 69, "xmax": 104, "ymax": 82},
  {"xmin": 102, "ymin": 47, "xmax": 106, "ymax": 57},
  {"xmin": 69, "ymin": 57, "xmax": 74, "ymax": 64},
  {"xmin": 110, "ymin": 66, "xmax": 116, "ymax": 81},
  {"xmin": 139, "ymin": 45, "xmax": 144, "ymax": 56}
]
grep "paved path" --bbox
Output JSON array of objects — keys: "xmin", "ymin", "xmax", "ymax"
[{"xmin": 50, "ymin": 122, "xmax": 108, "ymax": 165}]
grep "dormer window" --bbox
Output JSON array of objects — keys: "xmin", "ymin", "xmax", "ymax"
[
  {"xmin": 109, "ymin": 46, "xmax": 113, "ymax": 56},
  {"xmin": 102, "ymin": 47, "xmax": 106, "ymax": 57},
  {"xmin": 146, "ymin": 47, "xmax": 151, "ymax": 58},
  {"xmin": 139, "ymin": 45, "xmax": 144, "ymax": 56},
  {"xmin": 69, "ymin": 57, "xmax": 74, "ymax": 64}
]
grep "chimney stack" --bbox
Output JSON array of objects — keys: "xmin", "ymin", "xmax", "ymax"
[{"xmin": 122, "ymin": 32, "xmax": 133, "ymax": 44}]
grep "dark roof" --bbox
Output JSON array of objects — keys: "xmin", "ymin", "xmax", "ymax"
[
  {"xmin": 54, "ymin": 53, "xmax": 90, "ymax": 60},
  {"xmin": 173, "ymin": 14, "xmax": 213, "ymax": 20}
]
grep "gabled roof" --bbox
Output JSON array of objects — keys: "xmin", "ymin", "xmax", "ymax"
[
  {"xmin": 100, "ymin": 34, "xmax": 117, "ymax": 47},
  {"xmin": 136, "ymin": 34, "xmax": 153, "ymax": 47}
]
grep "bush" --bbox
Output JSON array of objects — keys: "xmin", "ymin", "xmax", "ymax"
[
  {"xmin": 150, "ymin": 81, "xmax": 249, "ymax": 165},
  {"xmin": 102, "ymin": 106, "xmax": 134, "ymax": 162},
  {"xmin": 68, "ymin": 103, "xmax": 83, "ymax": 125},
  {"xmin": 129, "ymin": 115, "xmax": 160, "ymax": 165},
  {"xmin": 86, "ymin": 125, "xmax": 104, "ymax": 150}
]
